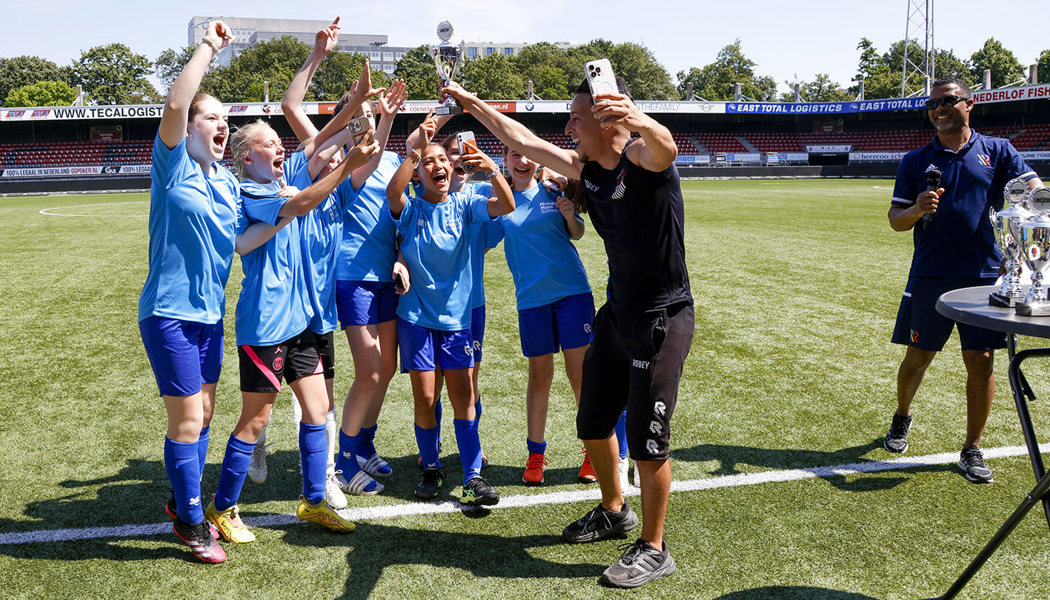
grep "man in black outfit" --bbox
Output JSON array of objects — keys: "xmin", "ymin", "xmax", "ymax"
[{"xmin": 442, "ymin": 77, "xmax": 693, "ymax": 588}]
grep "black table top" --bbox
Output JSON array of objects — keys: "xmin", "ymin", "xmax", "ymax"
[{"xmin": 937, "ymin": 286, "xmax": 1050, "ymax": 339}]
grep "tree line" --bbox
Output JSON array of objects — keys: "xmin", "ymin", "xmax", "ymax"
[{"xmin": 2, "ymin": 36, "xmax": 1048, "ymax": 107}]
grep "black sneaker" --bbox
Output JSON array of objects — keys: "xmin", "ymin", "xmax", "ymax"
[
  {"xmin": 884, "ymin": 413, "xmax": 912, "ymax": 453},
  {"xmin": 958, "ymin": 446, "xmax": 994, "ymax": 483},
  {"xmin": 415, "ymin": 468, "xmax": 445, "ymax": 500},
  {"xmin": 562, "ymin": 502, "xmax": 639, "ymax": 543},
  {"xmin": 601, "ymin": 540, "xmax": 676, "ymax": 588},
  {"xmin": 172, "ymin": 516, "xmax": 226, "ymax": 564},
  {"xmin": 461, "ymin": 476, "xmax": 499, "ymax": 506}
]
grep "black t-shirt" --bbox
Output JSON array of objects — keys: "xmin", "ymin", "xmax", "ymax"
[{"xmin": 580, "ymin": 142, "xmax": 692, "ymax": 313}]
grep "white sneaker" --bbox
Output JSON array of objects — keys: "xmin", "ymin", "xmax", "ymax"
[
  {"xmin": 326, "ymin": 470, "xmax": 348, "ymax": 509},
  {"xmin": 618, "ymin": 457, "xmax": 632, "ymax": 490},
  {"xmin": 248, "ymin": 442, "xmax": 270, "ymax": 484},
  {"xmin": 335, "ymin": 469, "xmax": 385, "ymax": 496}
]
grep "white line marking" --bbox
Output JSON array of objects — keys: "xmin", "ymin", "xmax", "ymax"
[
  {"xmin": 2, "ymin": 444, "xmax": 1045, "ymax": 546},
  {"xmin": 39, "ymin": 201, "xmax": 147, "ymax": 217}
]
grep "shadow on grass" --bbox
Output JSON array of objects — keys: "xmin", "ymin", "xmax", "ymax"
[
  {"xmin": 671, "ymin": 439, "xmax": 956, "ymax": 492},
  {"xmin": 713, "ymin": 587, "xmax": 879, "ymax": 599},
  {"xmin": 280, "ymin": 521, "xmax": 605, "ymax": 600}
]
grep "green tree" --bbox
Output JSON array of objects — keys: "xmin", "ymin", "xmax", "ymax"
[
  {"xmin": 5, "ymin": 80, "xmax": 77, "ymax": 107},
  {"xmin": 676, "ymin": 40, "xmax": 775, "ymax": 101},
  {"xmin": 69, "ymin": 43, "xmax": 159, "ymax": 105},
  {"xmin": 202, "ymin": 36, "xmax": 311, "ymax": 102},
  {"xmin": 933, "ymin": 49, "xmax": 971, "ymax": 84},
  {"xmin": 780, "ymin": 74, "xmax": 851, "ymax": 102},
  {"xmin": 0, "ymin": 56, "xmax": 70, "ymax": 106},
  {"xmin": 1039, "ymin": 50, "xmax": 1050, "ymax": 85},
  {"xmin": 393, "ymin": 45, "xmax": 439, "ymax": 101},
  {"xmin": 512, "ymin": 42, "xmax": 574, "ymax": 99},
  {"xmin": 970, "ymin": 38, "xmax": 1024, "ymax": 88},
  {"xmin": 313, "ymin": 51, "xmax": 389, "ymax": 101},
  {"xmin": 458, "ymin": 53, "xmax": 525, "ymax": 100},
  {"xmin": 154, "ymin": 47, "xmax": 195, "ymax": 95},
  {"xmin": 607, "ymin": 43, "xmax": 675, "ymax": 100}
]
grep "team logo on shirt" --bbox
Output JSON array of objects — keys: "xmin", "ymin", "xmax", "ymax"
[
  {"xmin": 611, "ymin": 169, "xmax": 627, "ymax": 200},
  {"xmin": 977, "ymin": 154, "xmax": 991, "ymax": 167}
]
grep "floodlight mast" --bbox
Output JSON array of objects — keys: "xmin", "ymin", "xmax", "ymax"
[{"xmin": 902, "ymin": 0, "xmax": 935, "ymax": 98}]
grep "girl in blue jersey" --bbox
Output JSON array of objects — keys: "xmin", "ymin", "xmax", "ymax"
[
  {"xmin": 496, "ymin": 150, "xmax": 627, "ymax": 487},
  {"xmin": 282, "ymin": 23, "xmax": 414, "ymax": 496},
  {"xmin": 204, "ymin": 107, "xmax": 380, "ymax": 545},
  {"xmin": 138, "ymin": 20, "xmax": 236, "ymax": 564},
  {"xmin": 386, "ymin": 112, "xmax": 514, "ymax": 505}
]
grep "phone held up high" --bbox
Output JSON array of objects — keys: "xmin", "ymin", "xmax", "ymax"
[
  {"xmin": 456, "ymin": 131, "xmax": 478, "ymax": 173},
  {"xmin": 584, "ymin": 59, "xmax": 617, "ymax": 102},
  {"xmin": 347, "ymin": 115, "xmax": 372, "ymax": 145}
]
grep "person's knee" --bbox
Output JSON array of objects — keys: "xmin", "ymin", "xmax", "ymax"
[{"xmin": 962, "ymin": 350, "xmax": 995, "ymax": 378}]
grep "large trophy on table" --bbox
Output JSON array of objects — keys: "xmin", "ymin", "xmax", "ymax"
[
  {"xmin": 431, "ymin": 20, "xmax": 462, "ymax": 115},
  {"xmin": 1017, "ymin": 186, "xmax": 1050, "ymax": 316},
  {"xmin": 989, "ymin": 178, "xmax": 1034, "ymax": 307}
]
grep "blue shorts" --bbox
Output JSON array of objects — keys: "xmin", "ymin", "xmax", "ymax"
[
  {"xmin": 518, "ymin": 293, "xmax": 596, "ymax": 357},
  {"xmin": 471, "ymin": 305, "xmax": 486, "ymax": 363},
  {"xmin": 139, "ymin": 316, "xmax": 224, "ymax": 397},
  {"xmin": 336, "ymin": 280, "xmax": 399, "ymax": 328},
  {"xmin": 892, "ymin": 276, "xmax": 1007, "ymax": 352},
  {"xmin": 398, "ymin": 318, "xmax": 475, "ymax": 372}
]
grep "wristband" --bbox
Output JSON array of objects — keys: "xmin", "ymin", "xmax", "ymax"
[
  {"xmin": 200, "ymin": 38, "xmax": 220, "ymax": 53},
  {"xmin": 486, "ymin": 169, "xmax": 499, "ymax": 179},
  {"xmin": 408, "ymin": 150, "xmax": 422, "ymax": 164}
]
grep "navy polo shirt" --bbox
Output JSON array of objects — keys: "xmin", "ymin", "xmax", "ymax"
[{"xmin": 891, "ymin": 131, "xmax": 1038, "ymax": 278}]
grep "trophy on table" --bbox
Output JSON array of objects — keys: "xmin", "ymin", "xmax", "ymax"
[
  {"xmin": 431, "ymin": 20, "xmax": 462, "ymax": 115},
  {"xmin": 989, "ymin": 177, "xmax": 1034, "ymax": 307},
  {"xmin": 1016, "ymin": 186, "xmax": 1050, "ymax": 316}
]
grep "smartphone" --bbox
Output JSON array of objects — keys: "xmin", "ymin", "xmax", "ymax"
[
  {"xmin": 585, "ymin": 59, "xmax": 618, "ymax": 100},
  {"xmin": 347, "ymin": 115, "xmax": 371, "ymax": 145},
  {"xmin": 456, "ymin": 131, "xmax": 478, "ymax": 173}
]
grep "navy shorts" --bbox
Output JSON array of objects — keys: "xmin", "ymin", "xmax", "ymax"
[
  {"xmin": 238, "ymin": 329, "xmax": 323, "ymax": 393},
  {"xmin": 140, "ymin": 316, "xmax": 224, "ymax": 397},
  {"xmin": 892, "ymin": 276, "xmax": 1007, "ymax": 352},
  {"xmin": 517, "ymin": 292, "xmax": 595, "ymax": 357},
  {"xmin": 397, "ymin": 318, "xmax": 474, "ymax": 372},
  {"xmin": 471, "ymin": 305, "xmax": 486, "ymax": 363},
  {"xmin": 336, "ymin": 280, "xmax": 399, "ymax": 328},
  {"xmin": 577, "ymin": 302, "xmax": 694, "ymax": 462}
]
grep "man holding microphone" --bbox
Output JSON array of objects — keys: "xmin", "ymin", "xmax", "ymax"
[{"xmin": 885, "ymin": 77, "xmax": 1042, "ymax": 483}]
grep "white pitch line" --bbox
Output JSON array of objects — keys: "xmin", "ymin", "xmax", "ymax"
[
  {"xmin": 2, "ymin": 444, "xmax": 1046, "ymax": 546},
  {"xmin": 39, "ymin": 201, "xmax": 147, "ymax": 217}
]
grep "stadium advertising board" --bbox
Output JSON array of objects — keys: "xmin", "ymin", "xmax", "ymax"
[
  {"xmin": 973, "ymin": 83, "xmax": 1050, "ymax": 104},
  {"xmin": 1, "ymin": 164, "xmax": 151, "ymax": 178},
  {"xmin": 727, "ymin": 98, "xmax": 927, "ymax": 115}
]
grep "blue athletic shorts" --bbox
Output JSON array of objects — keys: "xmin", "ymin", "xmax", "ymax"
[
  {"xmin": 892, "ymin": 276, "xmax": 1007, "ymax": 352},
  {"xmin": 471, "ymin": 305, "xmax": 486, "ymax": 363},
  {"xmin": 336, "ymin": 280, "xmax": 399, "ymax": 328},
  {"xmin": 139, "ymin": 316, "xmax": 224, "ymax": 397},
  {"xmin": 397, "ymin": 318, "xmax": 474, "ymax": 372},
  {"xmin": 518, "ymin": 292, "xmax": 595, "ymax": 357}
]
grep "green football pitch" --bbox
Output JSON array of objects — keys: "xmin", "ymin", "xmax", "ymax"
[{"xmin": 2, "ymin": 179, "xmax": 1049, "ymax": 599}]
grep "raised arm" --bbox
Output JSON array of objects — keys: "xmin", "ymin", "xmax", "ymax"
[
  {"xmin": 282, "ymin": 17, "xmax": 340, "ymax": 142},
  {"xmin": 350, "ymin": 78, "xmax": 407, "ymax": 189},
  {"xmin": 236, "ymin": 215, "xmax": 295, "ymax": 255},
  {"xmin": 596, "ymin": 93, "xmax": 677, "ymax": 172},
  {"xmin": 159, "ymin": 21, "xmax": 233, "ymax": 149},
  {"xmin": 279, "ymin": 135, "xmax": 380, "ymax": 217},
  {"xmin": 387, "ymin": 112, "xmax": 438, "ymax": 219},
  {"xmin": 459, "ymin": 145, "xmax": 514, "ymax": 217},
  {"xmin": 441, "ymin": 82, "xmax": 582, "ymax": 178},
  {"xmin": 305, "ymin": 62, "xmax": 384, "ymax": 158}
]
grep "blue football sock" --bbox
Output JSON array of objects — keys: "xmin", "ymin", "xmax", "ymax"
[
  {"xmin": 357, "ymin": 424, "xmax": 377, "ymax": 458},
  {"xmin": 527, "ymin": 439, "xmax": 547, "ymax": 456},
  {"xmin": 196, "ymin": 426, "xmax": 210, "ymax": 477},
  {"xmin": 165, "ymin": 437, "xmax": 204, "ymax": 523},
  {"xmin": 213, "ymin": 435, "xmax": 255, "ymax": 512},
  {"xmin": 415, "ymin": 424, "xmax": 441, "ymax": 470},
  {"xmin": 336, "ymin": 429, "xmax": 361, "ymax": 478},
  {"xmin": 615, "ymin": 410, "xmax": 629, "ymax": 460},
  {"xmin": 454, "ymin": 418, "xmax": 483, "ymax": 486},
  {"xmin": 434, "ymin": 397, "xmax": 443, "ymax": 445},
  {"xmin": 299, "ymin": 423, "xmax": 327, "ymax": 505}
]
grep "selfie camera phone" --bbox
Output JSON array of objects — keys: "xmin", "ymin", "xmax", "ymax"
[
  {"xmin": 457, "ymin": 131, "xmax": 478, "ymax": 173},
  {"xmin": 585, "ymin": 59, "xmax": 618, "ymax": 100},
  {"xmin": 348, "ymin": 115, "xmax": 371, "ymax": 145}
]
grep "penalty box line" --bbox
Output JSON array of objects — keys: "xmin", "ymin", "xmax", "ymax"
[{"xmin": 2, "ymin": 443, "xmax": 1044, "ymax": 546}]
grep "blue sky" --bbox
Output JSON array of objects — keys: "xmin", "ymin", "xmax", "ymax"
[{"xmin": 3, "ymin": 1, "xmax": 1045, "ymax": 94}]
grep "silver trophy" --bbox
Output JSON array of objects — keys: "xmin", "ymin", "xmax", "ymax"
[
  {"xmin": 1017, "ymin": 186, "xmax": 1050, "ymax": 316},
  {"xmin": 989, "ymin": 178, "xmax": 1034, "ymax": 307},
  {"xmin": 431, "ymin": 20, "xmax": 462, "ymax": 115}
]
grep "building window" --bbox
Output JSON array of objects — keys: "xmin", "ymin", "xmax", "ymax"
[
  {"xmin": 504, "ymin": 47, "xmax": 513, "ymax": 56},
  {"xmin": 486, "ymin": 47, "xmax": 495, "ymax": 56},
  {"xmin": 382, "ymin": 64, "xmax": 395, "ymax": 73},
  {"xmin": 395, "ymin": 52, "xmax": 405, "ymax": 61},
  {"xmin": 383, "ymin": 52, "xmax": 394, "ymax": 61},
  {"xmin": 468, "ymin": 47, "xmax": 477, "ymax": 59},
  {"xmin": 370, "ymin": 51, "xmax": 381, "ymax": 60}
]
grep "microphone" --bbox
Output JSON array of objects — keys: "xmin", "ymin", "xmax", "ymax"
[{"xmin": 921, "ymin": 169, "xmax": 941, "ymax": 226}]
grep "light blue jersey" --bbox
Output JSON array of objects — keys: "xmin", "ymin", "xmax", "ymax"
[
  {"xmin": 234, "ymin": 180, "xmax": 311, "ymax": 346},
  {"xmin": 139, "ymin": 135, "xmax": 239, "ymax": 324},
  {"xmin": 335, "ymin": 151, "xmax": 401, "ymax": 283},
  {"xmin": 395, "ymin": 191, "xmax": 493, "ymax": 331},
  {"xmin": 498, "ymin": 184, "xmax": 591, "ymax": 310},
  {"xmin": 288, "ymin": 153, "xmax": 347, "ymax": 335},
  {"xmin": 462, "ymin": 181, "xmax": 501, "ymax": 309}
]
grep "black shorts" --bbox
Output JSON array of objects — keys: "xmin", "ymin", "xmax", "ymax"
[
  {"xmin": 238, "ymin": 329, "xmax": 323, "ymax": 393},
  {"xmin": 577, "ymin": 302, "xmax": 694, "ymax": 461},
  {"xmin": 315, "ymin": 330, "xmax": 336, "ymax": 380},
  {"xmin": 892, "ymin": 276, "xmax": 1007, "ymax": 352}
]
